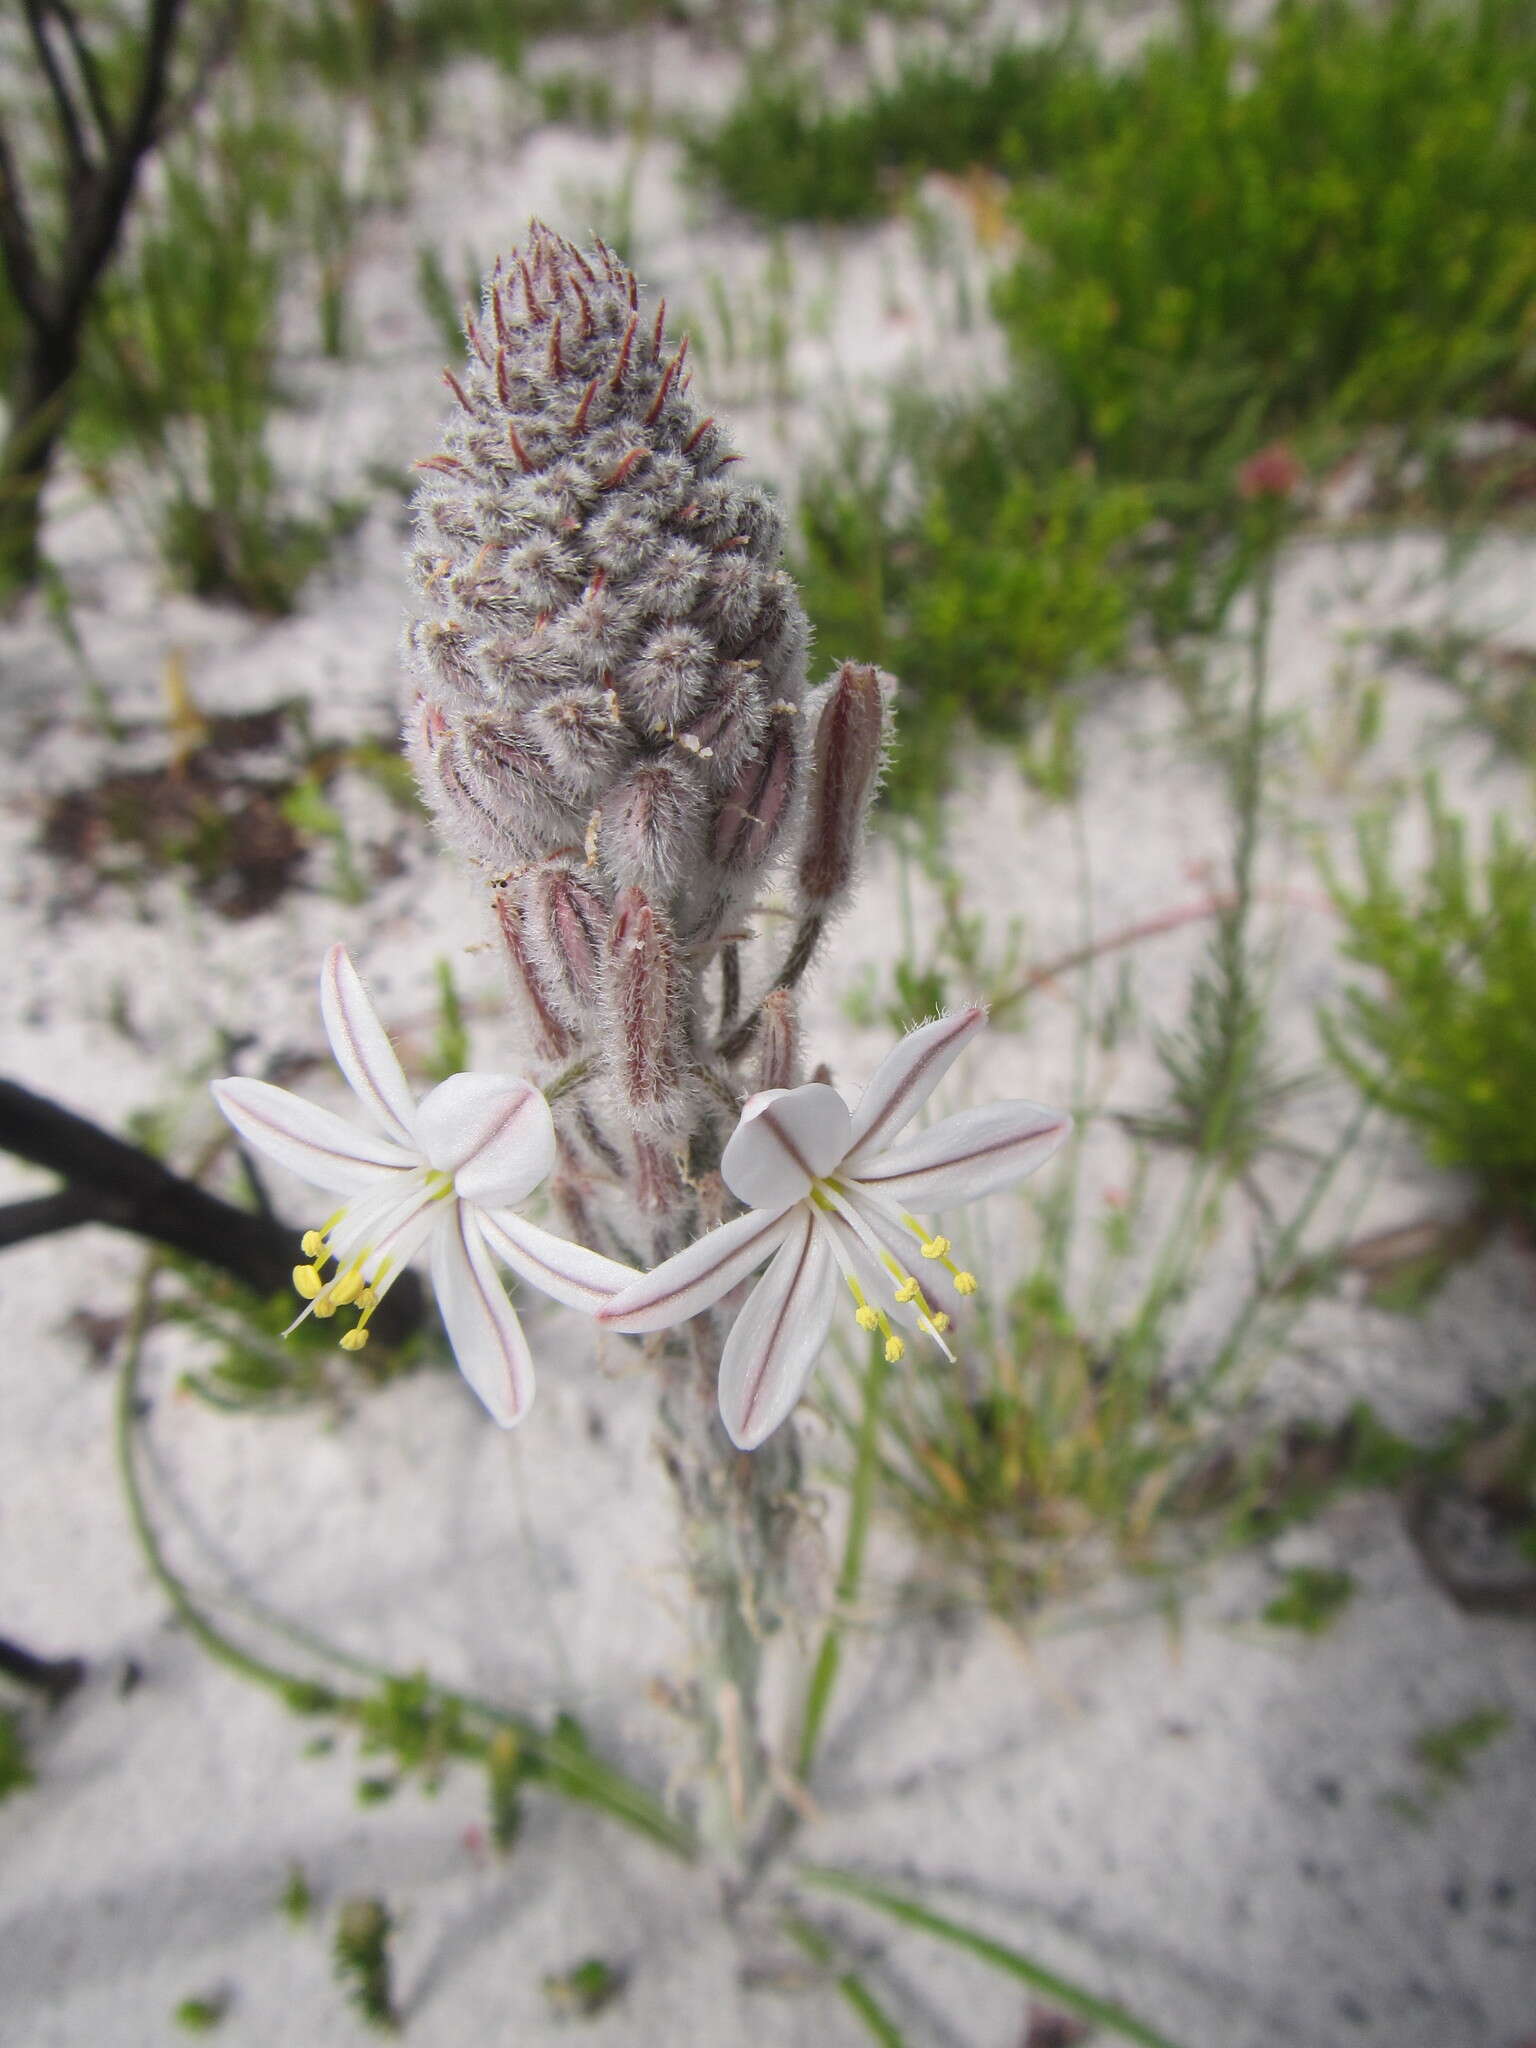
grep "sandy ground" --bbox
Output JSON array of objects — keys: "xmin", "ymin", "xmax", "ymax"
[{"xmin": 2, "ymin": 19, "xmax": 1535, "ymax": 2048}]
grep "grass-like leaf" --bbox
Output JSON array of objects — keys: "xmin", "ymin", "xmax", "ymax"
[{"xmin": 799, "ymin": 1867, "xmax": 1189, "ymax": 2048}]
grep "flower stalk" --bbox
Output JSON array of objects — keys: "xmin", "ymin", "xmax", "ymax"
[{"xmin": 391, "ymin": 223, "xmax": 1066, "ymax": 1855}]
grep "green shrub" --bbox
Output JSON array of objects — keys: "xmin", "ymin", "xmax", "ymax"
[
  {"xmin": 1325, "ymin": 783, "xmax": 1536, "ymax": 1218},
  {"xmin": 686, "ymin": 40, "xmax": 1117, "ymax": 225},
  {"xmin": 796, "ymin": 401, "xmax": 1148, "ymax": 803},
  {"xmin": 997, "ymin": 0, "xmax": 1536, "ymax": 488}
]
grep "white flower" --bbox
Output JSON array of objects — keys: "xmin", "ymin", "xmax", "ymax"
[
  {"xmin": 598, "ymin": 1007, "xmax": 1070, "ymax": 1450},
  {"xmin": 212, "ymin": 945, "xmax": 636, "ymax": 1427}
]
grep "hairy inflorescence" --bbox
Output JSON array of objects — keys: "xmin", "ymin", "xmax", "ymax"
[{"xmin": 405, "ymin": 221, "xmax": 890, "ymax": 1266}]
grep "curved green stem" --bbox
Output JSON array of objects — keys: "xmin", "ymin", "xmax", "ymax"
[
  {"xmin": 799, "ymin": 1866, "xmax": 1191, "ymax": 2048},
  {"xmin": 797, "ymin": 1332, "xmax": 888, "ymax": 1781},
  {"xmin": 115, "ymin": 1260, "xmax": 694, "ymax": 1859}
]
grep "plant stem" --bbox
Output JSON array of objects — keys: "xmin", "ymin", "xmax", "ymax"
[
  {"xmin": 799, "ymin": 1867, "xmax": 1191, "ymax": 2048},
  {"xmin": 797, "ymin": 1332, "xmax": 888, "ymax": 1781},
  {"xmin": 783, "ymin": 1914, "xmax": 908, "ymax": 2046},
  {"xmin": 115, "ymin": 1260, "xmax": 694, "ymax": 1858}
]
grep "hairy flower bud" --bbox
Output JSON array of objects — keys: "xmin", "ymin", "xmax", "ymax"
[
  {"xmin": 600, "ymin": 759, "xmax": 705, "ymax": 896},
  {"xmin": 633, "ymin": 1135, "xmax": 686, "ymax": 1215},
  {"xmin": 798, "ymin": 662, "xmax": 890, "ymax": 906},
  {"xmin": 711, "ymin": 706, "xmax": 798, "ymax": 871},
  {"xmin": 515, "ymin": 861, "xmax": 607, "ymax": 1027},
  {"xmin": 754, "ymin": 987, "xmax": 799, "ymax": 1093},
  {"xmin": 603, "ymin": 886, "xmax": 686, "ymax": 1130},
  {"xmin": 676, "ymin": 661, "xmax": 768, "ymax": 786},
  {"xmin": 492, "ymin": 885, "xmax": 575, "ymax": 1060},
  {"xmin": 524, "ymin": 687, "xmax": 635, "ymax": 795}
]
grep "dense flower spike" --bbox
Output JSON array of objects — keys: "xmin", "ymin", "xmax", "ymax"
[
  {"xmin": 212, "ymin": 946, "xmax": 636, "ymax": 1426},
  {"xmin": 598, "ymin": 1008, "xmax": 1071, "ymax": 1449},
  {"xmin": 405, "ymin": 227, "xmax": 810, "ymax": 949},
  {"xmin": 403, "ymin": 227, "xmax": 904, "ymax": 1289}
]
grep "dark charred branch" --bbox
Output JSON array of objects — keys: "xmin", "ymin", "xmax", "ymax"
[
  {"xmin": 0, "ymin": 0, "xmax": 240, "ymax": 595},
  {"xmin": 0, "ymin": 1077, "xmax": 424, "ymax": 1336},
  {"xmin": 0, "ymin": 1635, "xmax": 86, "ymax": 1705}
]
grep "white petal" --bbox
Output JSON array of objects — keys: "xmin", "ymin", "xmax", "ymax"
[
  {"xmin": 414, "ymin": 1073, "xmax": 555, "ymax": 1206},
  {"xmin": 321, "ymin": 945, "xmax": 419, "ymax": 1146},
  {"xmin": 718, "ymin": 1209, "xmax": 839, "ymax": 1451},
  {"xmin": 844, "ymin": 1006, "xmax": 987, "ymax": 1166},
  {"xmin": 854, "ymin": 1100, "xmax": 1072, "ymax": 1208},
  {"xmin": 213, "ymin": 1078, "xmax": 417, "ymax": 1193},
  {"xmin": 721, "ymin": 1084, "xmax": 852, "ymax": 1210},
  {"xmin": 597, "ymin": 1205, "xmax": 795, "ymax": 1334},
  {"xmin": 477, "ymin": 1207, "xmax": 640, "ymax": 1315},
  {"xmin": 430, "ymin": 1204, "xmax": 534, "ymax": 1427}
]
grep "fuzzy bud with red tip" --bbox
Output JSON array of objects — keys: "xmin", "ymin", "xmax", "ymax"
[
  {"xmin": 603, "ymin": 886, "xmax": 687, "ymax": 1131},
  {"xmin": 798, "ymin": 662, "xmax": 889, "ymax": 907}
]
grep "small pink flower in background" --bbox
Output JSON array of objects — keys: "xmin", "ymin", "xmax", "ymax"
[
  {"xmin": 1236, "ymin": 440, "xmax": 1306, "ymax": 503},
  {"xmin": 212, "ymin": 945, "xmax": 636, "ymax": 1427},
  {"xmin": 598, "ymin": 1007, "xmax": 1070, "ymax": 1450}
]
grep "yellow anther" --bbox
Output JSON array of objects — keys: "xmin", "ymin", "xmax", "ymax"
[
  {"xmin": 292, "ymin": 1264, "xmax": 323, "ymax": 1300},
  {"xmin": 339, "ymin": 1328, "xmax": 370, "ymax": 1353},
  {"xmin": 894, "ymin": 1278, "xmax": 920, "ymax": 1305},
  {"xmin": 855, "ymin": 1305, "xmax": 880, "ymax": 1332},
  {"xmin": 954, "ymin": 1271, "xmax": 977, "ymax": 1296},
  {"xmin": 884, "ymin": 1335, "xmax": 905, "ymax": 1364},
  {"xmin": 329, "ymin": 1269, "xmax": 364, "ymax": 1307},
  {"xmin": 931, "ymin": 1311, "xmax": 951, "ymax": 1333},
  {"xmin": 357, "ymin": 1286, "xmax": 378, "ymax": 1312},
  {"xmin": 920, "ymin": 1236, "xmax": 951, "ymax": 1261},
  {"xmin": 313, "ymin": 1296, "xmax": 338, "ymax": 1319},
  {"xmin": 301, "ymin": 1229, "xmax": 326, "ymax": 1259}
]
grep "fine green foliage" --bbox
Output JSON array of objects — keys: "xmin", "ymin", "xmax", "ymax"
[
  {"xmin": 684, "ymin": 40, "xmax": 1115, "ymax": 225},
  {"xmin": 79, "ymin": 106, "xmax": 363, "ymax": 612},
  {"xmin": 281, "ymin": 1864, "xmax": 313, "ymax": 1922},
  {"xmin": 1262, "ymin": 1565, "xmax": 1355, "ymax": 1634},
  {"xmin": 775, "ymin": 0, "xmax": 1536, "ymax": 803},
  {"xmin": 333, "ymin": 1898, "xmax": 398, "ymax": 2032},
  {"xmin": 0, "ymin": 1708, "xmax": 33, "ymax": 1802},
  {"xmin": 542, "ymin": 1958, "xmax": 628, "ymax": 2019},
  {"xmin": 783, "ymin": 1917, "xmax": 909, "ymax": 2047},
  {"xmin": 796, "ymin": 403, "xmax": 1148, "ymax": 804},
  {"xmin": 1324, "ymin": 785, "xmax": 1536, "ymax": 1218},
  {"xmin": 859, "ymin": 1267, "xmax": 1198, "ymax": 1611},
  {"xmin": 428, "ymin": 957, "xmax": 471, "ymax": 1083},
  {"xmin": 996, "ymin": 0, "xmax": 1536, "ymax": 489},
  {"xmin": 1412, "ymin": 1706, "xmax": 1511, "ymax": 1786},
  {"xmin": 173, "ymin": 1992, "xmax": 229, "ymax": 2033}
]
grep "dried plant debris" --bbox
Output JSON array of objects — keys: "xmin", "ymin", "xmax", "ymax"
[{"xmin": 37, "ymin": 700, "xmax": 396, "ymax": 920}]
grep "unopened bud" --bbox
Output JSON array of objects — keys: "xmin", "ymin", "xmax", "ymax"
[
  {"xmin": 710, "ymin": 708, "xmax": 798, "ymax": 870},
  {"xmin": 632, "ymin": 1135, "xmax": 685, "ymax": 1215},
  {"xmin": 604, "ymin": 886, "xmax": 684, "ymax": 1128},
  {"xmin": 798, "ymin": 661, "xmax": 889, "ymax": 906},
  {"xmin": 677, "ymin": 661, "xmax": 768, "ymax": 785},
  {"xmin": 600, "ymin": 760, "xmax": 704, "ymax": 895},
  {"xmin": 406, "ymin": 693, "xmax": 524, "ymax": 871},
  {"xmin": 461, "ymin": 713, "xmax": 590, "ymax": 854},
  {"xmin": 493, "ymin": 887, "xmax": 575, "ymax": 1060},
  {"xmin": 754, "ymin": 987, "xmax": 799, "ymax": 1092},
  {"xmin": 622, "ymin": 623, "xmax": 716, "ymax": 729},
  {"xmin": 525, "ymin": 687, "xmax": 635, "ymax": 795},
  {"xmin": 518, "ymin": 861, "xmax": 607, "ymax": 1025}
]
